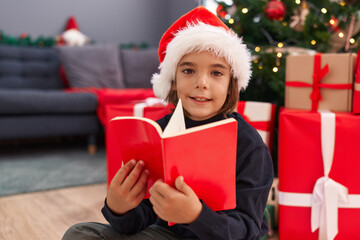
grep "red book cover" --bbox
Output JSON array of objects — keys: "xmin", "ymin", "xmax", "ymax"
[{"xmin": 108, "ymin": 101, "xmax": 237, "ymax": 212}]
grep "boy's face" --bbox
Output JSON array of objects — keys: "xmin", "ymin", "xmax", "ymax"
[{"xmin": 175, "ymin": 50, "xmax": 231, "ymax": 121}]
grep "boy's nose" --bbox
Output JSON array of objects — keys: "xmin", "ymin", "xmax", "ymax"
[{"xmin": 195, "ymin": 75, "xmax": 209, "ymax": 89}]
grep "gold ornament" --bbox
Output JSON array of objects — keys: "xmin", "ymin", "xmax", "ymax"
[{"xmin": 290, "ymin": 1, "xmax": 310, "ymax": 32}]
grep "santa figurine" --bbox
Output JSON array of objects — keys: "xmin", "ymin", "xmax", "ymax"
[{"xmin": 58, "ymin": 16, "xmax": 90, "ymax": 46}]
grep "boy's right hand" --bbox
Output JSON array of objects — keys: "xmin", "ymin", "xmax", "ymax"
[{"xmin": 106, "ymin": 159, "xmax": 149, "ymax": 215}]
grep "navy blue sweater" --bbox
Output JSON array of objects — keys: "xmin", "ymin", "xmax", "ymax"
[{"xmin": 102, "ymin": 112, "xmax": 274, "ymax": 239}]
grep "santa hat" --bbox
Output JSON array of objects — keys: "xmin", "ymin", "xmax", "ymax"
[
  {"xmin": 65, "ymin": 16, "xmax": 79, "ymax": 30},
  {"xmin": 151, "ymin": 6, "xmax": 252, "ymax": 100}
]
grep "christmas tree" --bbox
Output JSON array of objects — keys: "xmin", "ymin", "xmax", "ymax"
[{"xmin": 216, "ymin": 0, "xmax": 360, "ymax": 105}]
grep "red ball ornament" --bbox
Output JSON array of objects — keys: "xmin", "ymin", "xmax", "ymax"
[
  {"xmin": 20, "ymin": 33, "xmax": 28, "ymax": 39},
  {"xmin": 265, "ymin": 0, "xmax": 286, "ymax": 21},
  {"xmin": 329, "ymin": 17, "xmax": 339, "ymax": 31}
]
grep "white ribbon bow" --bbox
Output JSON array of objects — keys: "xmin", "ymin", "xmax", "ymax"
[
  {"xmin": 311, "ymin": 111, "xmax": 349, "ymax": 240},
  {"xmin": 133, "ymin": 98, "xmax": 167, "ymax": 117}
]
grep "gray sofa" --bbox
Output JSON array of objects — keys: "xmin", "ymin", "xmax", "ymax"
[
  {"xmin": 0, "ymin": 45, "xmax": 100, "ymax": 151},
  {"xmin": 0, "ymin": 44, "xmax": 159, "ymax": 152}
]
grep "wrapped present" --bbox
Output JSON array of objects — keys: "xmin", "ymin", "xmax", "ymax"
[
  {"xmin": 104, "ymin": 98, "xmax": 172, "ymax": 126},
  {"xmin": 285, "ymin": 53, "xmax": 356, "ymax": 112},
  {"xmin": 267, "ymin": 178, "xmax": 279, "ymax": 227},
  {"xmin": 65, "ymin": 88, "xmax": 156, "ymax": 125},
  {"xmin": 237, "ymin": 101, "xmax": 276, "ymax": 154},
  {"xmin": 105, "ymin": 98, "xmax": 172, "ymax": 185},
  {"xmin": 353, "ymin": 50, "xmax": 360, "ymax": 114},
  {"xmin": 278, "ymin": 109, "xmax": 360, "ymax": 240}
]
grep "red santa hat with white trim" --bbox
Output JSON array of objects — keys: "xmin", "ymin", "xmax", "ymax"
[{"xmin": 151, "ymin": 6, "xmax": 252, "ymax": 100}]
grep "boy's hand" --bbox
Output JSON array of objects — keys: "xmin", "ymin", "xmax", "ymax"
[
  {"xmin": 149, "ymin": 176, "xmax": 202, "ymax": 224},
  {"xmin": 106, "ymin": 160, "xmax": 148, "ymax": 215}
]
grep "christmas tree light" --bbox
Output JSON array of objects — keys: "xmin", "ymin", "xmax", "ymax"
[{"xmin": 215, "ymin": 0, "xmax": 360, "ymax": 105}]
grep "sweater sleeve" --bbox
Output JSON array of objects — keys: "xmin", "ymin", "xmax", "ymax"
[
  {"xmin": 101, "ymin": 199, "xmax": 157, "ymax": 234},
  {"xmin": 185, "ymin": 122, "xmax": 274, "ymax": 239}
]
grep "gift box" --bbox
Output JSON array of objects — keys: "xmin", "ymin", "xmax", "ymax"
[
  {"xmin": 267, "ymin": 178, "xmax": 279, "ymax": 227},
  {"xmin": 261, "ymin": 205, "xmax": 276, "ymax": 240},
  {"xmin": 105, "ymin": 98, "xmax": 172, "ymax": 185},
  {"xmin": 278, "ymin": 109, "xmax": 360, "ymax": 240},
  {"xmin": 104, "ymin": 98, "xmax": 172, "ymax": 126},
  {"xmin": 354, "ymin": 78, "xmax": 360, "ymax": 114},
  {"xmin": 285, "ymin": 53, "xmax": 356, "ymax": 112},
  {"xmin": 65, "ymin": 88, "xmax": 156, "ymax": 125},
  {"xmin": 237, "ymin": 101, "xmax": 276, "ymax": 154},
  {"xmin": 353, "ymin": 51, "xmax": 360, "ymax": 114}
]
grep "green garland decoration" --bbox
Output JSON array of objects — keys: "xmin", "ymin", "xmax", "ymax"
[{"xmin": 0, "ymin": 31, "xmax": 56, "ymax": 47}]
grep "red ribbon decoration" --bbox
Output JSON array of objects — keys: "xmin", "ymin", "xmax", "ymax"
[
  {"xmin": 353, "ymin": 47, "xmax": 360, "ymax": 114},
  {"xmin": 286, "ymin": 53, "xmax": 352, "ymax": 111},
  {"xmin": 310, "ymin": 53, "xmax": 329, "ymax": 111}
]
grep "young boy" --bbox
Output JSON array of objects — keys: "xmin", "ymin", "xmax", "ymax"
[{"xmin": 63, "ymin": 6, "xmax": 273, "ymax": 240}]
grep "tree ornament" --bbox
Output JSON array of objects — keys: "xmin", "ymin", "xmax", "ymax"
[
  {"xmin": 329, "ymin": 14, "xmax": 360, "ymax": 52},
  {"xmin": 290, "ymin": 1, "xmax": 309, "ymax": 32},
  {"xmin": 265, "ymin": 0, "xmax": 286, "ymax": 21},
  {"xmin": 19, "ymin": 33, "xmax": 27, "ymax": 39},
  {"xmin": 216, "ymin": 4, "xmax": 227, "ymax": 19},
  {"xmin": 35, "ymin": 36, "xmax": 46, "ymax": 47},
  {"xmin": 18, "ymin": 33, "xmax": 32, "ymax": 46},
  {"xmin": 329, "ymin": 17, "xmax": 340, "ymax": 31},
  {"xmin": 254, "ymin": 15, "xmax": 261, "ymax": 23},
  {"xmin": 329, "ymin": 0, "xmax": 358, "ymax": 6}
]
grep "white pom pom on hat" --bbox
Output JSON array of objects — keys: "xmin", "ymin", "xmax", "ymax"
[{"xmin": 151, "ymin": 6, "xmax": 252, "ymax": 100}]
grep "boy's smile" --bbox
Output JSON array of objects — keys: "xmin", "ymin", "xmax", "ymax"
[{"xmin": 175, "ymin": 50, "xmax": 231, "ymax": 121}]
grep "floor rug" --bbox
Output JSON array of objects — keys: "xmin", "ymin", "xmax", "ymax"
[{"xmin": 0, "ymin": 144, "xmax": 107, "ymax": 197}]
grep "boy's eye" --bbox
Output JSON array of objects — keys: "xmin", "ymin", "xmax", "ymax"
[
  {"xmin": 183, "ymin": 69, "xmax": 194, "ymax": 74},
  {"xmin": 212, "ymin": 71, "xmax": 223, "ymax": 76}
]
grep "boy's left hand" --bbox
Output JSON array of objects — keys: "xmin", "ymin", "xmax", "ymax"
[{"xmin": 149, "ymin": 176, "xmax": 202, "ymax": 224}]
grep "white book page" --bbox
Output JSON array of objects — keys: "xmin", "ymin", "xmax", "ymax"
[{"xmin": 162, "ymin": 99, "xmax": 186, "ymax": 137}]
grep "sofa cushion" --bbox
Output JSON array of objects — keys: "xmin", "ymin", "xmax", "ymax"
[
  {"xmin": 0, "ymin": 115, "xmax": 99, "ymax": 140},
  {"xmin": 57, "ymin": 44, "xmax": 125, "ymax": 89},
  {"xmin": 0, "ymin": 45, "xmax": 64, "ymax": 90},
  {"xmin": 0, "ymin": 89, "xmax": 98, "ymax": 115},
  {"xmin": 121, "ymin": 48, "xmax": 159, "ymax": 88}
]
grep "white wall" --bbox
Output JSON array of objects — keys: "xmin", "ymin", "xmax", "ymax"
[{"xmin": 0, "ymin": 0, "xmax": 198, "ymax": 47}]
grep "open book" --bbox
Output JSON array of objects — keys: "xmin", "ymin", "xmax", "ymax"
[{"xmin": 109, "ymin": 100, "xmax": 238, "ymax": 212}]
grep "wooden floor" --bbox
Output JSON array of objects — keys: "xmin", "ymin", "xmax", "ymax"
[
  {"xmin": 0, "ymin": 183, "xmax": 108, "ymax": 240},
  {"xmin": 0, "ymin": 183, "xmax": 278, "ymax": 240}
]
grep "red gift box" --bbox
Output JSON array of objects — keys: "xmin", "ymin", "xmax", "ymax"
[
  {"xmin": 237, "ymin": 101, "xmax": 276, "ymax": 154},
  {"xmin": 354, "ymin": 81, "xmax": 360, "ymax": 114},
  {"xmin": 105, "ymin": 98, "xmax": 172, "ymax": 185},
  {"xmin": 278, "ymin": 109, "xmax": 360, "ymax": 240},
  {"xmin": 65, "ymin": 88, "xmax": 156, "ymax": 124},
  {"xmin": 353, "ymin": 51, "xmax": 360, "ymax": 114},
  {"xmin": 104, "ymin": 98, "xmax": 172, "ymax": 126}
]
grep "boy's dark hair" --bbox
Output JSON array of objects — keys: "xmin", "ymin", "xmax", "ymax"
[{"xmin": 165, "ymin": 75, "xmax": 239, "ymax": 117}]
